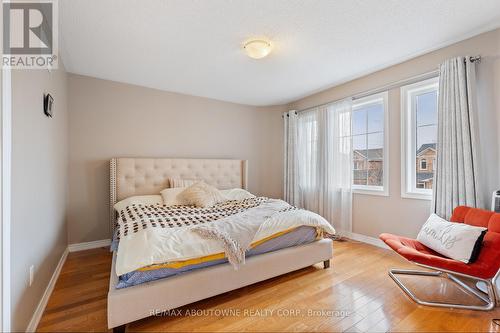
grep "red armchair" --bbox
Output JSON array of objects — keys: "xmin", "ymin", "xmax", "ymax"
[{"xmin": 380, "ymin": 206, "xmax": 500, "ymax": 311}]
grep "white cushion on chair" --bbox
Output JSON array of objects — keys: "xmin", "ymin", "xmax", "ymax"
[{"xmin": 417, "ymin": 214, "xmax": 487, "ymax": 264}]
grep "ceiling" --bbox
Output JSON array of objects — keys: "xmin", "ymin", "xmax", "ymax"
[{"xmin": 60, "ymin": 0, "xmax": 500, "ymax": 106}]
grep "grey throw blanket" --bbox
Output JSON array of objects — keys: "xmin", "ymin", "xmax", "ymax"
[{"xmin": 191, "ymin": 199, "xmax": 291, "ymax": 269}]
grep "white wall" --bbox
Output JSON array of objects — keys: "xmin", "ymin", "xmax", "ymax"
[
  {"xmin": 67, "ymin": 74, "xmax": 285, "ymax": 244},
  {"xmin": 289, "ymin": 28, "xmax": 500, "ymax": 238},
  {"xmin": 11, "ymin": 66, "xmax": 68, "ymax": 331}
]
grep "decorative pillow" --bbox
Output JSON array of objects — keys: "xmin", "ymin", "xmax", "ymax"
[
  {"xmin": 417, "ymin": 214, "xmax": 487, "ymax": 263},
  {"xmin": 168, "ymin": 178, "xmax": 199, "ymax": 188},
  {"xmin": 220, "ymin": 188, "xmax": 255, "ymax": 201},
  {"xmin": 177, "ymin": 181, "xmax": 225, "ymax": 208},
  {"xmin": 113, "ymin": 195, "xmax": 163, "ymax": 212},
  {"xmin": 160, "ymin": 187, "xmax": 186, "ymax": 206}
]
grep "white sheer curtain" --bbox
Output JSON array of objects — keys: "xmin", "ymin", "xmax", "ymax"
[
  {"xmin": 283, "ymin": 110, "xmax": 299, "ymax": 206},
  {"xmin": 287, "ymin": 99, "xmax": 353, "ymax": 234},
  {"xmin": 432, "ymin": 57, "xmax": 482, "ymax": 219}
]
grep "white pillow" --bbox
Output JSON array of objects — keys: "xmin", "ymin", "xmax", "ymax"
[
  {"xmin": 113, "ymin": 195, "xmax": 163, "ymax": 212},
  {"xmin": 160, "ymin": 187, "xmax": 186, "ymax": 206},
  {"xmin": 417, "ymin": 214, "xmax": 487, "ymax": 263},
  {"xmin": 168, "ymin": 178, "xmax": 199, "ymax": 188},
  {"xmin": 220, "ymin": 188, "xmax": 255, "ymax": 201},
  {"xmin": 177, "ymin": 181, "xmax": 225, "ymax": 208}
]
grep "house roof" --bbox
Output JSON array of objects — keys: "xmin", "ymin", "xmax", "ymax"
[
  {"xmin": 417, "ymin": 172, "xmax": 434, "ymax": 182},
  {"xmin": 353, "ymin": 169, "xmax": 383, "ymax": 181},
  {"xmin": 354, "ymin": 148, "xmax": 383, "ymax": 160},
  {"xmin": 417, "ymin": 143, "xmax": 436, "ymax": 156},
  {"xmin": 353, "ymin": 170, "xmax": 367, "ymax": 181}
]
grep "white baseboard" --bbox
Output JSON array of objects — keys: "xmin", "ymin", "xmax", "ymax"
[
  {"xmin": 344, "ymin": 232, "xmax": 389, "ymax": 249},
  {"xmin": 68, "ymin": 239, "xmax": 111, "ymax": 252},
  {"xmin": 26, "ymin": 248, "xmax": 69, "ymax": 333}
]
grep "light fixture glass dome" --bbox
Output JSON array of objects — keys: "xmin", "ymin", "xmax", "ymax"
[{"xmin": 243, "ymin": 39, "xmax": 272, "ymax": 59}]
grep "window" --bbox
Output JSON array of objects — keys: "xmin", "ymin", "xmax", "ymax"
[
  {"xmin": 401, "ymin": 77, "xmax": 439, "ymax": 199},
  {"xmin": 351, "ymin": 92, "xmax": 389, "ymax": 196},
  {"xmin": 420, "ymin": 159, "xmax": 427, "ymax": 170}
]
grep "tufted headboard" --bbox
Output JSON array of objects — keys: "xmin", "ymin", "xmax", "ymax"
[{"xmin": 109, "ymin": 157, "xmax": 248, "ymax": 233}]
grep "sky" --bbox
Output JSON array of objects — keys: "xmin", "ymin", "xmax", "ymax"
[
  {"xmin": 352, "ymin": 90, "xmax": 437, "ymax": 152},
  {"xmin": 416, "ymin": 91, "xmax": 438, "ymax": 149},
  {"xmin": 352, "ymin": 103, "xmax": 383, "ymax": 151}
]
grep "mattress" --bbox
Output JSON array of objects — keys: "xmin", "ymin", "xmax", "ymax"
[{"xmin": 116, "ymin": 226, "xmax": 317, "ymax": 289}]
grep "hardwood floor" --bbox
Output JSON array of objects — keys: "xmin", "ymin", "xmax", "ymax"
[{"xmin": 37, "ymin": 240, "xmax": 500, "ymax": 332}]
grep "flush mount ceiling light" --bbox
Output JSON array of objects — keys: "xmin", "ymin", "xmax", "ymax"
[{"xmin": 243, "ymin": 39, "xmax": 272, "ymax": 59}]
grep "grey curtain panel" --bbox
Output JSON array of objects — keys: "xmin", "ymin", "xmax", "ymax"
[
  {"xmin": 283, "ymin": 110, "xmax": 299, "ymax": 206},
  {"xmin": 432, "ymin": 57, "xmax": 482, "ymax": 219}
]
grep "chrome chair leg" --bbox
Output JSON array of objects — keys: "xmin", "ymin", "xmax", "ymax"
[
  {"xmin": 492, "ymin": 270, "xmax": 500, "ymax": 307},
  {"xmin": 389, "ymin": 268, "xmax": 496, "ymax": 311}
]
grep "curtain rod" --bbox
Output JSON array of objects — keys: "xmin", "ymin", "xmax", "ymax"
[{"xmin": 296, "ymin": 55, "xmax": 481, "ymax": 114}]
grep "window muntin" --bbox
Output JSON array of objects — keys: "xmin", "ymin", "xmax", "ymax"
[
  {"xmin": 351, "ymin": 92, "xmax": 388, "ymax": 195},
  {"xmin": 401, "ymin": 77, "xmax": 439, "ymax": 199}
]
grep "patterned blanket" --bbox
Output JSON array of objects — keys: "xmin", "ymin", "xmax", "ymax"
[{"xmin": 116, "ymin": 197, "xmax": 289, "ymax": 239}]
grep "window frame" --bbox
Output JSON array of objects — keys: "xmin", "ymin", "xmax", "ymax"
[
  {"xmin": 351, "ymin": 91, "xmax": 389, "ymax": 197},
  {"xmin": 400, "ymin": 77, "xmax": 439, "ymax": 200}
]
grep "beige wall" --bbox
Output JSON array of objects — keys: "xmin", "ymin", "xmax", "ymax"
[
  {"xmin": 289, "ymin": 28, "xmax": 500, "ymax": 238},
  {"xmin": 67, "ymin": 74, "xmax": 285, "ymax": 244},
  {"xmin": 11, "ymin": 66, "xmax": 68, "ymax": 331}
]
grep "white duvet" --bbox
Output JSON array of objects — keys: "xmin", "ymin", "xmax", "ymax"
[{"xmin": 115, "ymin": 200, "xmax": 335, "ymax": 276}]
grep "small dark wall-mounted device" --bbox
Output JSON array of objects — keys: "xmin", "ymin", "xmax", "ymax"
[
  {"xmin": 43, "ymin": 93, "xmax": 54, "ymax": 117},
  {"xmin": 492, "ymin": 190, "xmax": 500, "ymax": 212}
]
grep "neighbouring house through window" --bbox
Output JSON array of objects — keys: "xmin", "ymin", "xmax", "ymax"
[
  {"xmin": 401, "ymin": 77, "xmax": 439, "ymax": 199},
  {"xmin": 351, "ymin": 91, "xmax": 389, "ymax": 195}
]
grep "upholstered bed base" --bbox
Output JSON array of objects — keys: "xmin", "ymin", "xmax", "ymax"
[{"xmin": 108, "ymin": 238, "xmax": 333, "ymax": 329}]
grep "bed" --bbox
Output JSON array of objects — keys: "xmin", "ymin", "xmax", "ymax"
[{"xmin": 107, "ymin": 157, "xmax": 334, "ymax": 332}]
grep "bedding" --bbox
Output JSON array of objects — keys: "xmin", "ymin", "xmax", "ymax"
[
  {"xmin": 177, "ymin": 181, "xmax": 226, "ymax": 207},
  {"xmin": 115, "ymin": 197, "xmax": 335, "ymax": 276},
  {"xmin": 113, "ymin": 195, "xmax": 163, "ymax": 213},
  {"xmin": 190, "ymin": 198, "xmax": 298, "ymax": 266},
  {"xmin": 168, "ymin": 178, "xmax": 199, "ymax": 188},
  {"xmin": 160, "ymin": 187, "xmax": 185, "ymax": 206},
  {"xmin": 220, "ymin": 188, "xmax": 255, "ymax": 201},
  {"xmin": 116, "ymin": 226, "xmax": 317, "ymax": 288},
  {"xmin": 161, "ymin": 187, "xmax": 255, "ymax": 207}
]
